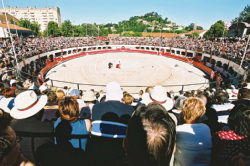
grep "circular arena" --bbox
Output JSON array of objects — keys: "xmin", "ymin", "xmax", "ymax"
[{"xmin": 45, "ymin": 51, "xmax": 209, "ymax": 93}]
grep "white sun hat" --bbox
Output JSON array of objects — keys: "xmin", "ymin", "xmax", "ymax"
[
  {"xmin": 142, "ymin": 86, "xmax": 174, "ymax": 111},
  {"xmin": 10, "ymin": 90, "xmax": 48, "ymax": 119},
  {"xmin": 105, "ymin": 81, "xmax": 123, "ymax": 101},
  {"xmin": 83, "ymin": 90, "xmax": 96, "ymax": 102}
]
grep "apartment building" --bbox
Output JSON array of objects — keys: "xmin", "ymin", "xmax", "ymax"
[{"xmin": 0, "ymin": 7, "xmax": 61, "ymax": 31}]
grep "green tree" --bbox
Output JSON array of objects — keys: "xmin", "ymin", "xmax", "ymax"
[
  {"xmin": 192, "ymin": 32, "xmax": 199, "ymax": 38},
  {"xmin": 197, "ymin": 26, "xmax": 203, "ymax": 30},
  {"xmin": 45, "ymin": 21, "xmax": 61, "ymax": 37},
  {"xmin": 18, "ymin": 19, "xmax": 41, "ymax": 36},
  {"xmin": 18, "ymin": 19, "xmax": 32, "ymax": 29},
  {"xmin": 204, "ymin": 20, "xmax": 225, "ymax": 39},
  {"xmin": 233, "ymin": 5, "xmax": 250, "ymax": 23},
  {"xmin": 61, "ymin": 20, "xmax": 73, "ymax": 37},
  {"xmin": 30, "ymin": 22, "xmax": 40, "ymax": 36},
  {"xmin": 185, "ymin": 23, "xmax": 195, "ymax": 31}
]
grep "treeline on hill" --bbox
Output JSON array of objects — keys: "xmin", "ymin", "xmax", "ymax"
[{"xmin": 17, "ymin": 12, "xmax": 203, "ymax": 37}]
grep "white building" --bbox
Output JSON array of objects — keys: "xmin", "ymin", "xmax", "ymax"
[{"xmin": 0, "ymin": 7, "xmax": 61, "ymax": 31}]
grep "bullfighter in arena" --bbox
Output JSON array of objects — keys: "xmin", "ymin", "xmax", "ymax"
[
  {"xmin": 108, "ymin": 62, "xmax": 113, "ymax": 69},
  {"xmin": 116, "ymin": 61, "xmax": 121, "ymax": 69}
]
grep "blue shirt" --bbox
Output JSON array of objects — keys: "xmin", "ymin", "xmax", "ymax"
[{"xmin": 54, "ymin": 118, "xmax": 89, "ymax": 150}]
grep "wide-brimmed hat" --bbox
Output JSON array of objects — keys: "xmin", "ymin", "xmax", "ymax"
[
  {"xmin": 142, "ymin": 86, "xmax": 174, "ymax": 111},
  {"xmin": 0, "ymin": 97, "xmax": 15, "ymax": 113},
  {"xmin": 106, "ymin": 81, "xmax": 123, "ymax": 101},
  {"xmin": 10, "ymin": 90, "xmax": 48, "ymax": 119},
  {"xmin": 83, "ymin": 90, "xmax": 96, "ymax": 102}
]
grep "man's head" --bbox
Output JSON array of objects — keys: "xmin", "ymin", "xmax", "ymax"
[{"xmin": 126, "ymin": 103, "xmax": 176, "ymax": 166}]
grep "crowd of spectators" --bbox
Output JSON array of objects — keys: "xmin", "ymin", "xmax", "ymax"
[
  {"xmin": 0, "ymin": 36, "xmax": 249, "ymax": 66},
  {"xmin": 0, "ymin": 35, "xmax": 249, "ymax": 166},
  {"xmin": 0, "ymin": 75, "xmax": 249, "ymax": 166}
]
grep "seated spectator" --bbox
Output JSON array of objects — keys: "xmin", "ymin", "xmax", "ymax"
[
  {"xmin": 174, "ymin": 97, "xmax": 212, "ymax": 166},
  {"xmin": 232, "ymin": 84, "xmax": 250, "ymax": 106},
  {"xmin": 42, "ymin": 90, "xmax": 59, "ymax": 121},
  {"xmin": 125, "ymin": 103, "xmax": 176, "ymax": 166},
  {"xmin": 212, "ymin": 104, "xmax": 250, "ymax": 166},
  {"xmin": 54, "ymin": 96, "xmax": 91, "ymax": 151},
  {"xmin": 10, "ymin": 90, "xmax": 53, "ymax": 162},
  {"xmin": 0, "ymin": 88, "xmax": 15, "ymax": 114},
  {"xmin": 80, "ymin": 90, "xmax": 97, "ymax": 119},
  {"xmin": 0, "ymin": 109, "xmax": 25, "ymax": 166},
  {"xmin": 210, "ymin": 90, "xmax": 235, "ymax": 124},
  {"xmin": 36, "ymin": 117, "xmax": 85, "ymax": 166},
  {"xmin": 86, "ymin": 81, "xmax": 134, "ymax": 166},
  {"xmin": 55, "ymin": 89, "xmax": 66, "ymax": 101},
  {"xmin": 171, "ymin": 96, "xmax": 186, "ymax": 125},
  {"xmin": 0, "ymin": 82, "xmax": 5, "ymax": 100},
  {"xmin": 122, "ymin": 93, "xmax": 134, "ymax": 105},
  {"xmin": 141, "ymin": 86, "xmax": 177, "ymax": 124},
  {"xmin": 68, "ymin": 89, "xmax": 85, "ymax": 110}
]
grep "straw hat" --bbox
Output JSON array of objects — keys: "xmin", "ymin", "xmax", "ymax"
[
  {"xmin": 83, "ymin": 90, "xmax": 96, "ymax": 102},
  {"xmin": 10, "ymin": 90, "xmax": 48, "ymax": 119}
]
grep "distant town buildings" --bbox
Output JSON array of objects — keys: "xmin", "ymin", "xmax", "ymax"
[{"xmin": 0, "ymin": 7, "xmax": 61, "ymax": 31}]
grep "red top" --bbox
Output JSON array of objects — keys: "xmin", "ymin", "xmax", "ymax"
[{"xmin": 217, "ymin": 130, "xmax": 246, "ymax": 140}]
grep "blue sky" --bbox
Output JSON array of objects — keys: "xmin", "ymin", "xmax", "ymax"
[{"xmin": 3, "ymin": 0, "xmax": 249, "ymax": 29}]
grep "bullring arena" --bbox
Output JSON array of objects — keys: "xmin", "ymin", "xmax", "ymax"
[{"xmin": 45, "ymin": 49, "xmax": 210, "ymax": 93}]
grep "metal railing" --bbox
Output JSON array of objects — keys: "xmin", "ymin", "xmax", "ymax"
[{"xmin": 47, "ymin": 76, "xmax": 241, "ymax": 94}]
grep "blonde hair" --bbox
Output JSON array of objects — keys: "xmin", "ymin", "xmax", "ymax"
[
  {"xmin": 122, "ymin": 93, "xmax": 134, "ymax": 105},
  {"xmin": 58, "ymin": 97, "xmax": 79, "ymax": 122},
  {"xmin": 56, "ymin": 89, "xmax": 65, "ymax": 101},
  {"xmin": 182, "ymin": 97, "xmax": 206, "ymax": 122}
]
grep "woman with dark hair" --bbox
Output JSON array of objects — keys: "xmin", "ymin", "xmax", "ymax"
[
  {"xmin": 210, "ymin": 90, "xmax": 234, "ymax": 124},
  {"xmin": 125, "ymin": 103, "xmax": 176, "ymax": 166},
  {"xmin": 212, "ymin": 104, "xmax": 250, "ymax": 166},
  {"xmin": 54, "ymin": 97, "xmax": 91, "ymax": 151}
]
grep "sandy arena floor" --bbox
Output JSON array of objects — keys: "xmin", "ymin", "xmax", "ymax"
[{"xmin": 46, "ymin": 52, "xmax": 209, "ymax": 93}]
